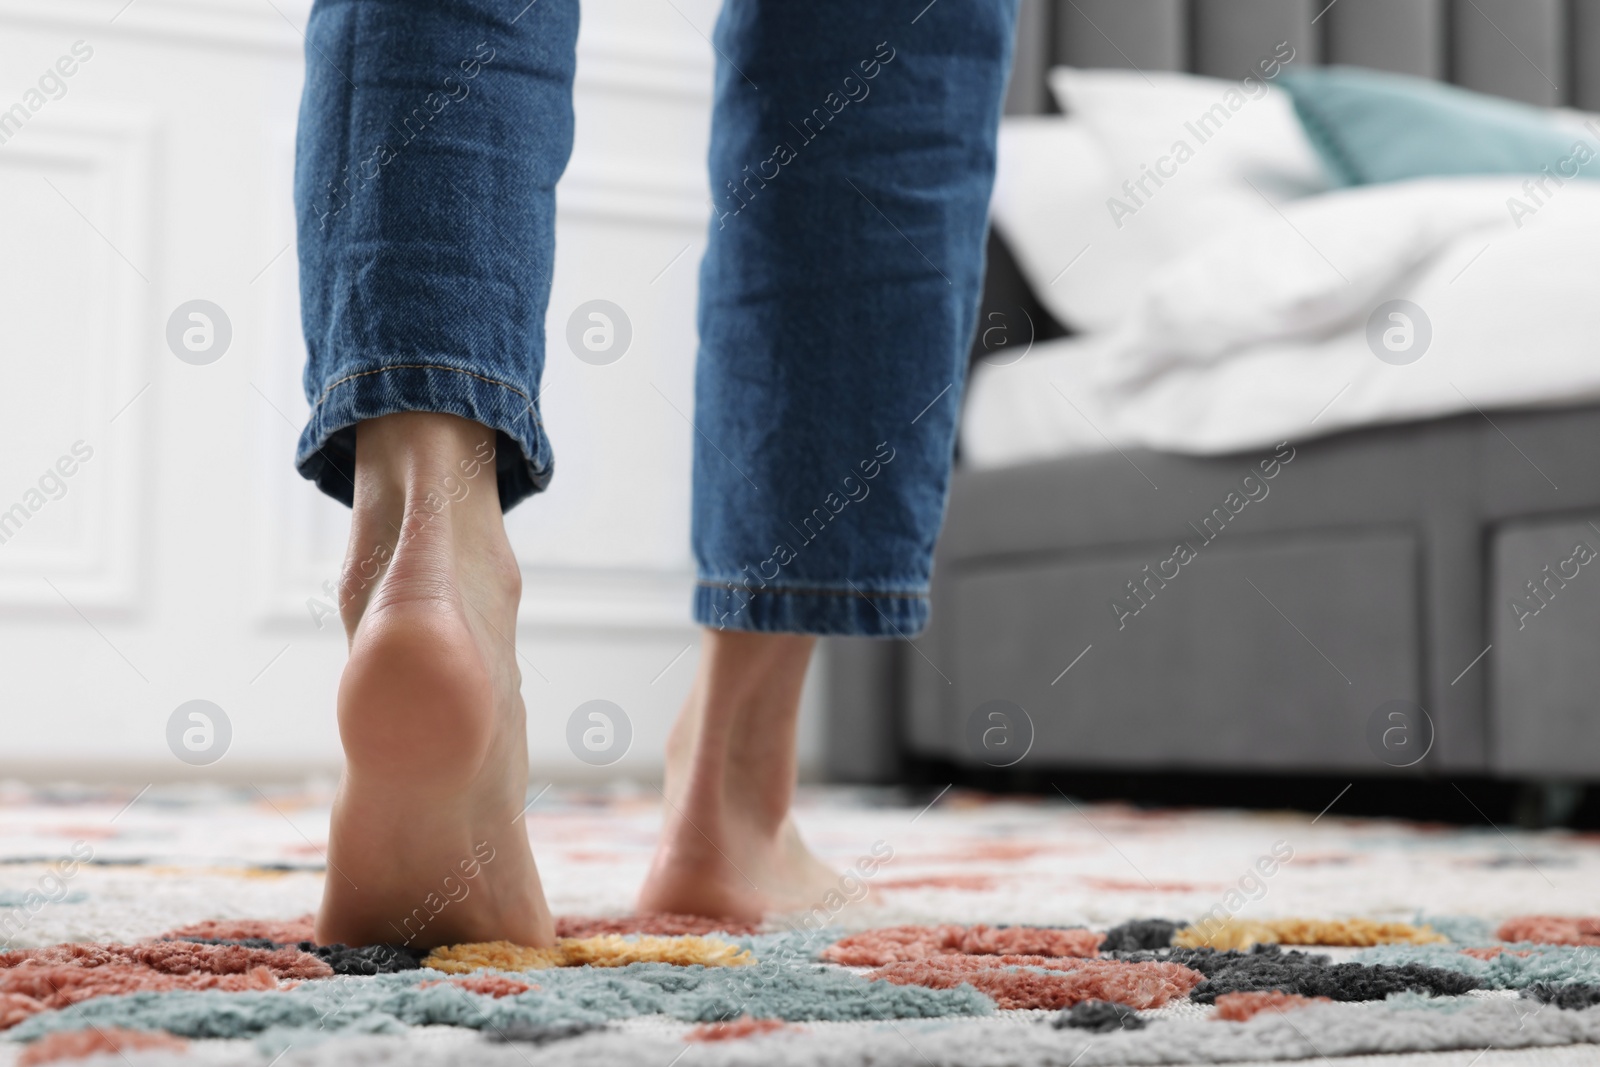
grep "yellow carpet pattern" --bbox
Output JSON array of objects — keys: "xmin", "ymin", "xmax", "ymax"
[{"xmin": 422, "ymin": 934, "xmax": 754, "ymax": 973}]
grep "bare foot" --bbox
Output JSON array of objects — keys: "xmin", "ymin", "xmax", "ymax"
[
  {"xmin": 314, "ymin": 413, "xmax": 554, "ymax": 950},
  {"xmin": 637, "ymin": 631, "xmax": 839, "ymax": 922}
]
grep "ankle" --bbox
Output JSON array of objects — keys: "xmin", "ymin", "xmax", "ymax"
[
  {"xmin": 339, "ymin": 414, "xmax": 513, "ymax": 632},
  {"xmin": 356, "ymin": 412, "xmax": 498, "ymax": 487},
  {"xmin": 664, "ymin": 630, "xmax": 814, "ymax": 835},
  {"xmin": 352, "ymin": 415, "xmax": 501, "ymax": 541}
]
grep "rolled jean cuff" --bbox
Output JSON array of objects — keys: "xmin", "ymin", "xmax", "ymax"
[
  {"xmin": 295, "ymin": 362, "xmax": 552, "ymax": 510},
  {"xmin": 693, "ymin": 579, "xmax": 929, "ymax": 637}
]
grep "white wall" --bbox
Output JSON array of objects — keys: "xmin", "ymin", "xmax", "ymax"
[{"xmin": 0, "ymin": 0, "xmax": 823, "ymax": 782}]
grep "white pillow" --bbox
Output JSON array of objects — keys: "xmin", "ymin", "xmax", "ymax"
[
  {"xmin": 988, "ymin": 117, "xmax": 1116, "ymax": 332},
  {"xmin": 1047, "ymin": 67, "xmax": 1330, "ymax": 198},
  {"xmin": 992, "ymin": 67, "xmax": 1331, "ymax": 333}
]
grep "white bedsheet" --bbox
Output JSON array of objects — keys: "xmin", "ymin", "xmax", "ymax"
[{"xmin": 963, "ymin": 176, "xmax": 1600, "ymax": 467}]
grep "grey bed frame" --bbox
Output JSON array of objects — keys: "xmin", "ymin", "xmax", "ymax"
[{"xmin": 823, "ymin": 0, "xmax": 1600, "ymax": 783}]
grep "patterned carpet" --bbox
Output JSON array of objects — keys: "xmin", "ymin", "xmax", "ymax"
[{"xmin": 2, "ymin": 782, "xmax": 1600, "ymax": 1065}]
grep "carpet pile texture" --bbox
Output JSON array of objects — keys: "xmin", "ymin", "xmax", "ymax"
[{"xmin": 0, "ymin": 782, "xmax": 1596, "ymax": 1065}]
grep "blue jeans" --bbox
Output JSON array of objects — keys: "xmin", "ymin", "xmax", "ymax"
[{"xmin": 294, "ymin": 0, "xmax": 1016, "ymax": 636}]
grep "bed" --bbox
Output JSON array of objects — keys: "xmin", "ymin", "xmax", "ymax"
[{"xmin": 823, "ymin": 0, "xmax": 1600, "ymax": 786}]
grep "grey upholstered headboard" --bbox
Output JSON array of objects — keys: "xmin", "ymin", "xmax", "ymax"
[{"xmin": 1005, "ymin": 0, "xmax": 1600, "ymax": 114}]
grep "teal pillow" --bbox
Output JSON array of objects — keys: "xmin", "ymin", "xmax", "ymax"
[{"xmin": 1279, "ymin": 66, "xmax": 1598, "ymax": 186}]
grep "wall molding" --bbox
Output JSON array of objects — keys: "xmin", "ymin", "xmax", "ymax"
[
  {"xmin": 576, "ymin": 31, "xmax": 713, "ymax": 102},
  {"xmin": 558, "ymin": 159, "xmax": 708, "ymax": 227},
  {"xmin": 0, "ymin": 106, "xmax": 155, "ymax": 613},
  {"xmin": 0, "ymin": 0, "xmax": 310, "ymax": 53},
  {"xmin": 517, "ymin": 565, "xmax": 696, "ymax": 632}
]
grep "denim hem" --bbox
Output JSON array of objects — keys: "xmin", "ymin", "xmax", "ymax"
[
  {"xmin": 295, "ymin": 362, "xmax": 552, "ymax": 511},
  {"xmin": 692, "ymin": 580, "xmax": 929, "ymax": 637}
]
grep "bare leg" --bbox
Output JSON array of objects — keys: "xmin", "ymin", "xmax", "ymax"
[
  {"xmin": 315, "ymin": 413, "xmax": 554, "ymax": 949},
  {"xmin": 636, "ymin": 630, "xmax": 837, "ymax": 921}
]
